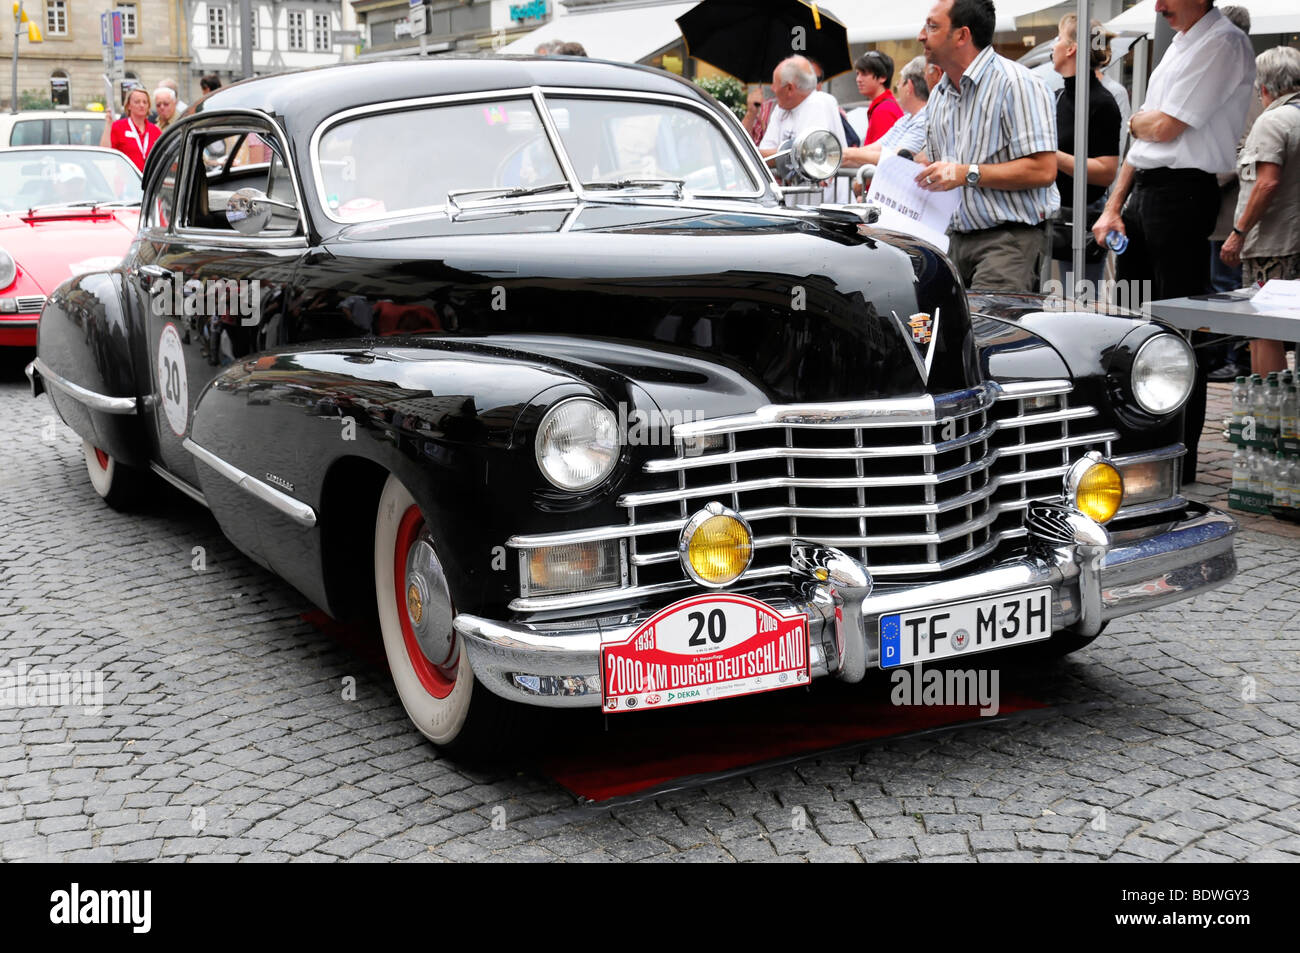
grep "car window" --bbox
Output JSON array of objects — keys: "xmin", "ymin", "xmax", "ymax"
[
  {"xmin": 182, "ymin": 126, "xmax": 300, "ymax": 235},
  {"xmin": 66, "ymin": 119, "xmax": 102, "ymax": 146},
  {"xmin": 10, "ymin": 120, "xmax": 46, "ymax": 146},
  {"xmin": 0, "ymin": 149, "xmax": 142, "ymax": 211},
  {"xmin": 145, "ymin": 138, "xmax": 183, "ymax": 229},
  {"xmin": 315, "ymin": 98, "xmax": 566, "ymax": 221},
  {"xmin": 545, "ymin": 97, "xmax": 756, "ymax": 193}
]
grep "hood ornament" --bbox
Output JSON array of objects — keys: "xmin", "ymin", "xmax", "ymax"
[{"xmin": 891, "ymin": 307, "xmax": 942, "ymax": 385}]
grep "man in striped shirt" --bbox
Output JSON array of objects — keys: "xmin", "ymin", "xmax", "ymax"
[{"xmin": 916, "ymin": 0, "xmax": 1060, "ymax": 291}]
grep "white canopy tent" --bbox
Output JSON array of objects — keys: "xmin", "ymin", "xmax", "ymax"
[
  {"xmin": 1105, "ymin": 0, "xmax": 1300, "ymax": 35},
  {"xmin": 835, "ymin": 0, "xmax": 1074, "ymax": 43},
  {"xmin": 499, "ymin": 2, "xmax": 699, "ymax": 61},
  {"xmin": 499, "ymin": 0, "xmax": 1077, "ymax": 62}
]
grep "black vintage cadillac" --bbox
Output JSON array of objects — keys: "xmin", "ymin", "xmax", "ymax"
[{"xmin": 29, "ymin": 57, "xmax": 1237, "ymax": 752}]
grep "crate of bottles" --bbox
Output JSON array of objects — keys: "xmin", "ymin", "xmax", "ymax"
[{"xmin": 1227, "ymin": 371, "xmax": 1300, "ymax": 516}]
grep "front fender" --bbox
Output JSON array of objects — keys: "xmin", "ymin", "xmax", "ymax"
[{"xmin": 186, "ymin": 340, "xmax": 661, "ymax": 617}]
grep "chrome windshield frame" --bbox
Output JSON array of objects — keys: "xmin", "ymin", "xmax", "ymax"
[{"xmin": 307, "ymin": 84, "xmax": 772, "ymax": 227}]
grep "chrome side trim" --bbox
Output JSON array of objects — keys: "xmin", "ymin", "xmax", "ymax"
[
  {"xmin": 149, "ymin": 463, "xmax": 209, "ymax": 508},
  {"xmin": 182, "ymin": 438, "xmax": 316, "ymax": 528},
  {"xmin": 31, "ymin": 358, "xmax": 137, "ymax": 415}
]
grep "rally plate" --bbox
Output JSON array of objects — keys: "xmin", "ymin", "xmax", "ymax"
[{"xmin": 601, "ymin": 594, "xmax": 810, "ymax": 713}]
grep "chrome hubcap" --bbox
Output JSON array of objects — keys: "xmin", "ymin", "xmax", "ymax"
[{"xmin": 404, "ymin": 535, "xmax": 458, "ymax": 670}]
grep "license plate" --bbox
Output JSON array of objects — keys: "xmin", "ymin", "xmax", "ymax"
[
  {"xmin": 601, "ymin": 594, "xmax": 810, "ymax": 713},
  {"xmin": 878, "ymin": 588, "xmax": 1052, "ymax": 668}
]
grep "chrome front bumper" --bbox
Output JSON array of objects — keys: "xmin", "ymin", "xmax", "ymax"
[{"xmin": 455, "ymin": 501, "xmax": 1237, "ymax": 708}]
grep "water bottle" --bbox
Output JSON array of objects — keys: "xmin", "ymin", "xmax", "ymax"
[
  {"xmin": 1232, "ymin": 376, "xmax": 1250, "ymax": 430},
  {"xmin": 1247, "ymin": 448, "xmax": 1261, "ymax": 495},
  {"xmin": 1105, "ymin": 230, "xmax": 1128, "ymax": 254},
  {"xmin": 1265, "ymin": 379, "xmax": 1282, "ymax": 435},
  {"xmin": 1249, "ymin": 374, "xmax": 1267, "ymax": 433},
  {"xmin": 1289, "ymin": 457, "xmax": 1300, "ymax": 508},
  {"xmin": 1283, "ymin": 385, "xmax": 1299, "ymax": 440},
  {"xmin": 1275, "ymin": 451, "xmax": 1290, "ymax": 508},
  {"xmin": 1232, "ymin": 447, "xmax": 1250, "ymax": 491}
]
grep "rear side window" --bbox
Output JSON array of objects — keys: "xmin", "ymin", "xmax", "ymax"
[{"xmin": 9, "ymin": 120, "xmax": 46, "ymax": 146}]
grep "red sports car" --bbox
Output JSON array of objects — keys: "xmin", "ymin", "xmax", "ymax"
[{"xmin": 0, "ymin": 145, "xmax": 141, "ymax": 346}]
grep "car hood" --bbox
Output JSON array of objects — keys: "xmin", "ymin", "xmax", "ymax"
[
  {"xmin": 320, "ymin": 203, "xmax": 978, "ymax": 405},
  {"xmin": 0, "ymin": 209, "xmax": 138, "ymax": 295}
]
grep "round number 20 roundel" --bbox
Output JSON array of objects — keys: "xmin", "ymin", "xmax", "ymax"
[{"xmin": 156, "ymin": 323, "xmax": 189, "ymax": 437}]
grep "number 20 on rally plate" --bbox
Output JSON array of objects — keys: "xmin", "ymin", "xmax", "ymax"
[{"xmin": 600, "ymin": 593, "xmax": 810, "ymax": 713}]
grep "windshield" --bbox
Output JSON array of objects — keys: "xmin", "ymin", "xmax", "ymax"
[
  {"xmin": 314, "ymin": 94, "xmax": 758, "ymax": 222},
  {"xmin": 317, "ymin": 98, "xmax": 567, "ymax": 222},
  {"xmin": 546, "ymin": 97, "xmax": 756, "ymax": 194},
  {"xmin": 0, "ymin": 148, "xmax": 143, "ymax": 211}
]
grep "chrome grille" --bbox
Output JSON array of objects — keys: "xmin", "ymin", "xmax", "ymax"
[
  {"xmin": 506, "ymin": 380, "xmax": 1117, "ymax": 612},
  {"xmin": 622, "ymin": 380, "xmax": 1116, "ymax": 587},
  {"xmin": 15, "ymin": 295, "xmax": 46, "ymax": 314}
]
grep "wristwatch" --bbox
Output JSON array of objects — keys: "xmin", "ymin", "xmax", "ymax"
[
  {"xmin": 1231, "ymin": 226, "xmax": 1246, "ymax": 237},
  {"xmin": 965, "ymin": 163, "xmax": 981, "ymax": 187}
]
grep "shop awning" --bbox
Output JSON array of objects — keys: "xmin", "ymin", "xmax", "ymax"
[
  {"xmin": 1105, "ymin": 0, "xmax": 1300, "ymax": 35},
  {"xmin": 500, "ymin": 2, "xmax": 699, "ymax": 62}
]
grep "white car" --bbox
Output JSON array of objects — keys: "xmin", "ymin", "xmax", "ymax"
[{"xmin": 0, "ymin": 110, "xmax": 106, "ymax": 148}]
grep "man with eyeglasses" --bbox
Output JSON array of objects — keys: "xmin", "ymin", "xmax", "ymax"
[{"xmin": 915, "ymin": 0, "xmax": 1059, "ymax": 293}]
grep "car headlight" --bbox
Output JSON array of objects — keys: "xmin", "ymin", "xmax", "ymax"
[
  {"xmin": 534, "ymin": 397, "xmax": 619, "ymax": 491},
  {"xmin": 0, "ymin": 247, "xmax": 15, "ymax": 290},
  {"xmin": 1132, "ymin": 334, "xmax": 1194, "ymax": 415}
]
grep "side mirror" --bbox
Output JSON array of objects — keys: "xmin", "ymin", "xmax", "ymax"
[{"xmin": 225, "ymin": 187, "xmax": 295, "ymax": 235}]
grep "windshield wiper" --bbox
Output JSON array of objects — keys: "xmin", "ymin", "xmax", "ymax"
[
  {"xmin": 446, "ymin": 182, "xmax": 571, "ymax": 206},
  {"xmin": 582, "ymin": 178, "xmax": 685, "ymax": 198}
]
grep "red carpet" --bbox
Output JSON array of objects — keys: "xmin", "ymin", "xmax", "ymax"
[
  {"xmin": 300, "ymin": 611, "xmax": 1048, "ymax": 803},
  {"xmin": 542, "ymin": 689, "xmax": 1048, "ymax": 802}
]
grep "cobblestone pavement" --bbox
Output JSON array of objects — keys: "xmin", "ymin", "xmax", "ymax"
[{"xmin": 2, "ymin": 353, "xmax": 1298, "ymax": 863}]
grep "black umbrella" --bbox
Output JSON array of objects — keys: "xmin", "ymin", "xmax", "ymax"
[{"xmin": 676, "ymin": 0, "xmax": 853, "ymax": 84}]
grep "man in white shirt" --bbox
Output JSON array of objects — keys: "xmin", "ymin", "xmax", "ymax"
[
  {"xmin": 1092, "ymin": 0, "xmax": 1255, "ymax": 485},
  {"xmin": 759, "ymin": 56, "xmax": 848, "ymax": 202}
]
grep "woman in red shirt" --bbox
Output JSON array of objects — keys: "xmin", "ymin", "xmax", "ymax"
[{"xmin": 99, "ymin": 87, "xmax": 162, "ymax": 173}]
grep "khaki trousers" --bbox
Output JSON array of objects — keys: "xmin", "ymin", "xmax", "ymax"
[{"xmin": 947, "ymin": 222, "xmax": 1048, "ymax": 292}]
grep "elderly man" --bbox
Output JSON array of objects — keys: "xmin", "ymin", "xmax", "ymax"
[
  {"xmin": 914, "ymin": 0, "xmax": 1060, "ymax": 292},
  {"xmin": 1220, "ymin": 46, "xmax": 1300, "ymax": 375},
  {"xmin": 759, "ymin": 55, "xmax": 848, "ymax": 202},
  {"xmin": 842, "ymin": 57, "xmax": 940, "ymax": 169},
  {"xmin": 1092, "ymin": 0, "xmax": 1255, "ymax": 485},
  {"xmin": 153, "ymin": 87, "xmax": 180, "ymax": 131}
]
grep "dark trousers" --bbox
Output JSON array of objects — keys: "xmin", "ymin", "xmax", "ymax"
[{"xmin": 1118, "ymin": 168, "xmax": 1219, "ymax": 483}]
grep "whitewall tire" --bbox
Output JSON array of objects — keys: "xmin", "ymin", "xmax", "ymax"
[{"xmin": 374, "ymin": 473, "xmax": 476, "ymax": 748}]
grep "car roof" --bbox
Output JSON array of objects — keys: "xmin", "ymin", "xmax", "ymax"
[
  {"xmin": 0, "ymin": 110, "xmax": 105, "ymax": 122},
  {"xmin": 194, "ymin": 55, "xmax": 717, "ymax": 139}
]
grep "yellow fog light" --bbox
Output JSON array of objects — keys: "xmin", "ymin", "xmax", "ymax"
[
  {"xmin": 680, "ymin": 502, "xmax": 753, "ymax": 588},
  {"xmin": 1065, "ymin": 452, "xmax": 1124, "ymax": 524}
]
